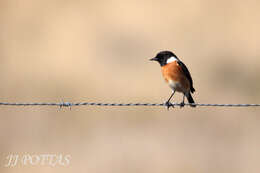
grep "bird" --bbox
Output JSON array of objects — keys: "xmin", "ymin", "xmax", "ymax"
[{"xmin": 150, "ymin": 50, "xmax": 196, "ymax": 109}]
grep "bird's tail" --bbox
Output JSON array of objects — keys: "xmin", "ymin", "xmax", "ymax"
[{"xmin": 187, "ymin": 93, "xmax": 196, "ymax": 107}]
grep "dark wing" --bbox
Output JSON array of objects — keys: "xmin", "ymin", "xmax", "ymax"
[{"xmin": 177, "ymin": 61, "xmax": 195, "ymax": 93}]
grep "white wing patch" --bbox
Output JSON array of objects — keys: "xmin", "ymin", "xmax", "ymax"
[{"xmin": 166, "ymin": 56, "xmax": 177, "ymax": 64}]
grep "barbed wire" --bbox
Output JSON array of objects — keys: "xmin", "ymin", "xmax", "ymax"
[{"xmin": 0, "ymin": 102, "xmax": 259, "ymax": 108}]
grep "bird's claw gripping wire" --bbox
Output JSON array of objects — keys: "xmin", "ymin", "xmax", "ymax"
[
  {"xmin": 180, "ymin": 102, "xmax": 185, "ymax": 108},
  {"xmin": 165, "ymin": 101, "xmax": 174, "ymax": 110}
]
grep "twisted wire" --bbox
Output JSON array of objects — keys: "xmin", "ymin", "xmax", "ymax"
[{"xmin": 0, "ymin": 102, "xmax": 259, "ymax": 107}]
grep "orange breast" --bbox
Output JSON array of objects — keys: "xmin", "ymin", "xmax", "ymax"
[{"xmin": 161, "ymin": 61, "xmax": 190, "ymax": 92}]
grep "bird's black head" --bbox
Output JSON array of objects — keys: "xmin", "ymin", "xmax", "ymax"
[{"xmin": 150, "ymin": 50, "xmax": 178, "ymax": 66}]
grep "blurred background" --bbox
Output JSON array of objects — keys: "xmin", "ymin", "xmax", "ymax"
[{"xmin": 1, "ymin": 0, "xmax": 260, "ymax": 172}]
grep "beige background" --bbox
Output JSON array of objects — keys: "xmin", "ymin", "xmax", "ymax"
[{"xmin": 1, "ymin": 0, "xmax": 260, "ymax": 172}]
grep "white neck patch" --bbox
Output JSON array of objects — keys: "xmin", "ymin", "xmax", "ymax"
[{"xmin": 166, "ymin": 56, "xmax": 177, "ymax": 64}]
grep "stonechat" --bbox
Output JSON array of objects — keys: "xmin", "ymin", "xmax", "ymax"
[{"xmin": 150, "ymin": 50, "xmax": 196, "ymax": 109}]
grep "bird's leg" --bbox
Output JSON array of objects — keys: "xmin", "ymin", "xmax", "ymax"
[
  {"xmin": 165, "ymin": 90, "xmax": 175, "ymax": 110},
  {"xmin": 180, "ymin": 94, "xmax": 185, "ymax": 108}
]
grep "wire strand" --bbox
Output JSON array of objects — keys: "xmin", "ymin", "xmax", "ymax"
[{"xmin": 0, "ymin": 102, "xmax": 259, "ymax": 108}]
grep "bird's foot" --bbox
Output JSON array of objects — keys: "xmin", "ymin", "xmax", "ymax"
[
  {"xmin": 180, "ymin": 102, "xmax": 185, "ymax": 108},
  {"xmin": 165, "ymin": 101, "xmax": 174, "ymax": 110}
]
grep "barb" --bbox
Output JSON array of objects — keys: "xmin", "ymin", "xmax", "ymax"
[{"xmin": 0, "ymin": 102, "xmax": 259, "ymax": 108}]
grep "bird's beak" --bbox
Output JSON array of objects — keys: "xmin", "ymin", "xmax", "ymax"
[{"xmin": 150, "ymin": 57, "xmax": 158, "ymax": 61}]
